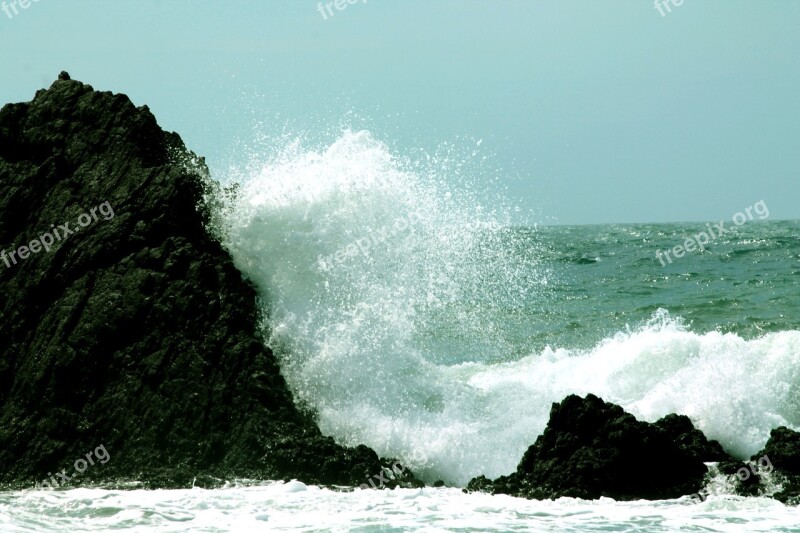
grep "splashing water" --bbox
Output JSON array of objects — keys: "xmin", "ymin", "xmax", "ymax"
[{"xmin": 220, "ymin": 130, "xmax": 800, "ymax": 486}]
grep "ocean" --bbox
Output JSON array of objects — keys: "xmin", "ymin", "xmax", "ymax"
[{"xmin": 3, "ymin": 129, "xmax": 798, "ymax": 531}]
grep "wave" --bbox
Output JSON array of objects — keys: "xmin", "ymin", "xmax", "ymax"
[{"xmin": 219, "ymin": 129, "xmax": 800, "ymax": 486}]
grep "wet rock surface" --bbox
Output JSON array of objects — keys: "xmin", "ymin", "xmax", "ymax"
[
  {"xmin": 0, "ymin": 74, "xmax": 420, "ymax": 489},
  {"xmin": 467, "ymin": 394, "xmax": 730, "ymax": 500}
]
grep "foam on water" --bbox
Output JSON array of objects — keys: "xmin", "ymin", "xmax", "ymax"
[
  {"xmin": 3, "ymin": 484, "xmax": 797, "ymax": 532},
  {"xmin": 220, "ymin": 130, "xmax": 800, "ymax": 486}
]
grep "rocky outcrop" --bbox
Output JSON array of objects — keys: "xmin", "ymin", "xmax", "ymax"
[
  {"xmin": 466, "ymin": 394, "xmax": 731, "ymax": 500},
  {"xmin": 0, "ymin": 73, "xmax": 420, "ymax": 489},
  {"xmin": 693, "ymin": 427, "xmax": 800, "ymax": 503},
  {"xmin": 749, "ymin": 427, "xmax": 800, "ymax": 504}
]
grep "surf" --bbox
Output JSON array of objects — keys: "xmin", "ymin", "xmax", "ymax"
[{"xmin": 219, "ymin": 129, "xmax": 800, "ymax": 486}]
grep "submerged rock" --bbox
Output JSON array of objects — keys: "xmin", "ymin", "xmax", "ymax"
[
  {"xmin": 466, "ymin": 394, "xmax": 731, "ymax": 500},
  {"xmin": 0, "ymin": 74, "xmax": 421, "ymax": 489}
]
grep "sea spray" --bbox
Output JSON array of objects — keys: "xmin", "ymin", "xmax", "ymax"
[
  {"xmin": 219, "ymin": 130, "xmax": 800, "ymax": 486},
  {"xmin": 221, "ymin": 129, "xmax": 545, "ymax": 484}
]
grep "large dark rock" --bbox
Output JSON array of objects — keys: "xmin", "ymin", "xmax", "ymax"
[
  {"xmin": 467, "ymin": 394, "xmax": 731, "ymax": 500},
  {"xmin": 0, "ymin": 74, "xmax": 421, "ymax": 489}
]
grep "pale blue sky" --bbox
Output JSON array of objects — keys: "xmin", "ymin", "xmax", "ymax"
[{"xmin": 1, "ymin": 0, "xmax": 798, "ymax": 224}]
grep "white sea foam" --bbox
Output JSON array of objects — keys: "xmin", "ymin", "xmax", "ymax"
[
  {"xmin": 220, "ymin": 129, "xmax": 800, "ymax": 487},
  {"xmin": 2, "ymin": 484, "xmax": 795, "ymax": 532}
]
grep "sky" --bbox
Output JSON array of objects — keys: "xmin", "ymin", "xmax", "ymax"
[{"xmin": 1, "ymin": 0, "xmax": 798, "ymax": 225}]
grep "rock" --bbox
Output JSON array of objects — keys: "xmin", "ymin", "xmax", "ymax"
[
  {"xmin": 0, "ymin": 75, "xmax": 421, "ymax": 489},
  {"xmin": 653, "ymin": 413, "xmax": 729, "ymax": 462},
  {"xmin": 465, "ymin": 475, "xmax": 493, "ymax": 493},
  {"xmin": 715, "ymin": 459, "xmax": 767, "ymax": 498},
  {"xmin": 751, "ymin": 426, "xmax": 800, "ymax": 504},
  {"xmin": 756, "ymin": 427, "xmax": 800, "ymax": 474},
  {"xmin": 466, "ymin": 394, "xmax": 730, "ymax": 500}
]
